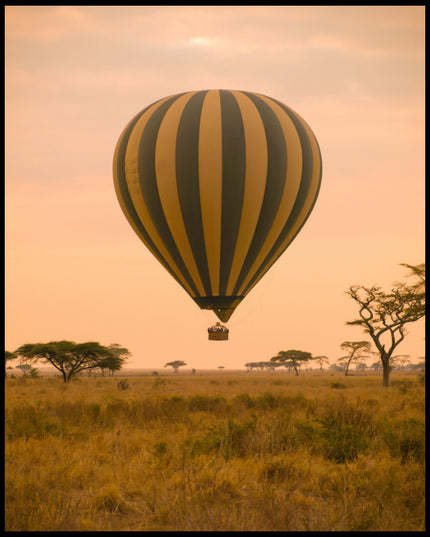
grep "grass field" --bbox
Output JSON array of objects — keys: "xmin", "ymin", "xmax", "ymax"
[{"xmin": 5, "ymin": 370, "xmax": 425, "ymax": 531}]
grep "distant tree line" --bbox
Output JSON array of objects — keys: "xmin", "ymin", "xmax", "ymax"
[{"xmin": 246, "ymin": 263, "xmax": 425, "ymax": 387}]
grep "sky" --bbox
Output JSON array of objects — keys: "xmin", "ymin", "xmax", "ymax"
[{"xmin": 5, "ymin": 5, "xmax": 425, "ymax": 370}]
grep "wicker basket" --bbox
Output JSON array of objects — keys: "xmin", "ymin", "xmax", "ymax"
[{"xmin": 208, "ymin": 330, "xmax": 229, "ymax": 341}]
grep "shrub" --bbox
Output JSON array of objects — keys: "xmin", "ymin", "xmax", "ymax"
[
  {"xmin": 315, "ymin": 417, "xmax": 369, "ymax": 462},
  {"xmin": 186, "ymin": 417, "xmax": 257, "ymax": 460},
  {"xmin": 383, "ymin": 417, "xmax": 425, "ymax": 463},
  {"xmin": 331, "ymin": 381, "xmax": 346, "ymax": 389},
  {"xmin": 153, "ymin": 441, "xmax": 168, "ymax": 458},
  {"xmin": 187, "ymin": 394, "xmax": 227, "ymax": 413},
  {"xmin": 232, "ymin": 393, "xmax": 254, "ymax": 409}
]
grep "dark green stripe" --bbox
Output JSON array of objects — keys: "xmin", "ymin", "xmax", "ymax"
[
  {"xmin": 232, "ymin": 92, "xmax": 287, "ymax": 295},
  {"xmin": 175, "ymin": 90, "xmax": 212, "ymax": 296},
  {"xmin": 219, "ymin": 90, "xmax": 246, "ymax": 295},
  {"xmin": 137, "ymin": 93, "xmax": 200, "ymax": 296},
  {"xmin": 239, "ymin": 99, "xmax": 322, "ymax": 295}
]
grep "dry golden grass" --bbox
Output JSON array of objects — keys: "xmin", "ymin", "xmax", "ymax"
[{"xmin": 5, "ymin": 371, "xmax": 425, "ymax": 531}]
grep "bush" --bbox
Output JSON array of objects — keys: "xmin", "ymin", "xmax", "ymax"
[
  {"xmin": 187, "ymin": 394, "xmax": 227, "ymax": 413},
  {"xmin": 383, "ymin": 417, "xmax": 425, "ymax": 463},
  {"xmin": 316, "ymin": 417, "xmax": 369, "ymax": 462},
  {"xmin": 331, "ymin": 381, "xmax": 346, "ymax": 389},
  {"xmin": 186, "ymin": 416, "xmax": 257, "ymax": 460}
]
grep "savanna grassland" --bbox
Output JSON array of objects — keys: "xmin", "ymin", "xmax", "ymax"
[{"xmin": 5, "ymin": 371, "xmax": 425, "ymax": 531}]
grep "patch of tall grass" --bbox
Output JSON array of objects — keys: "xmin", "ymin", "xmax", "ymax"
[{"xmin": 5, "ymin": 372, "xmax": 425, "ymax": 531}]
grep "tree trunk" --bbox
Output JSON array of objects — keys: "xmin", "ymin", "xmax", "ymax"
[{"xmin": 382, "ymin": 356, "xmax": 391, "ymax": 387}]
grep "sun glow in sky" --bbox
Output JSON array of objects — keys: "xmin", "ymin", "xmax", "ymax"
[
  {"xmin": 188, "ymin": 36, "xmax": 217, "ymax": 47},
  {"xmin": 5, "ymin": 6, "xmax": 425, "ymax": 369}
]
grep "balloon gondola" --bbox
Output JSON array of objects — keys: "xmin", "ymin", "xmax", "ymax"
[
  {"xmin": 208, "ymin": 322, "xmax": 229, "ymax": 341},
  {"xmin": 113, "ymin": 90, "xmax": 322, "ymax": 336}
]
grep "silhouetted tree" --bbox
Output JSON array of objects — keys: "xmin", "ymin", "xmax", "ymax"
[
  {"xmin": 346, "ymin": 263, "xmax": 425, "ymax": 386},
  {"xmin": 271, "ymin": 350, "xmax": 313, "ymax": 376},
  {"xmin": 314, "ymin": 355, "xmax": 329, "ymax": 371},
  {"xmin": 164, "ymin": 360, "xmax": 186, "ymax": 374},
  {"xmin": 5, "ymin": 351, "xmax": 16, "ymax": 378},
  {"xmin": 15, "ymin": 341, "xmax": 125, "ymax": 382},
  {"xmin": 340, "ymin": 341, "xmax": 371, "ymax": 376}
]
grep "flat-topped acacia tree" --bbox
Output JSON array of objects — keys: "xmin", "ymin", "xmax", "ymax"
[
  {"xmin": 15, "ymin": 341, "xmax": 128, "ymax": 382},
  {"xmin": 164, "ymin": 360, "xmax": 186, "ymax": 374},
  {"xmin": 271, "ymin": 350, "xmax": 313, "ymax": 376}
]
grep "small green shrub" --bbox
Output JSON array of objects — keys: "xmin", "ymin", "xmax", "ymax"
[
  {"xmin": 391, "ymin": 379, "xmax": 414, "ymax": 394},
  {"xmin": 222, "ymin": 417, "xmax": 257, "ymax": 459},
  {"xmin": 256, "ymin": 392, "xmax": 278, "ymax": 409},
  {"xmin": 153, "ymin": 441, "xmax": 168, "ymax": 458},
  {"xmin": 331, "ymin": 381, "xmax": 346, "ymax": 389},
  {"xmin": 316, "ymin": 417, "xmax": 369, "ymax": 462},
  {"xmin": 187, "ymin": 394, "xmax": 226, "ymax": 412},
  {"xmin": 383, "ymin": 417, "xmax": 425, "ymax": 462},
  {"xmin": 232, "ymin": 393, "xmax": 254, "ymax": 409},
  {"xmin": 186, "ymin": 416, "xmax": 257, "ymax": 460},
  {"xmin": 6, "ymin": 404, "xmax": 63, "ymax": 440}
]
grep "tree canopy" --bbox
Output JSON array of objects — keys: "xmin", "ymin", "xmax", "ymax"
[
  {"xmin": 164, "ymin": 360, "xmax": 186, "ymax": 374},
  {"xmin": 245, "ymin": 361, "xmax": 283, "ymax": 372},
  {"xmin": 271, "ymin": 350, "xmax": 313, "ymax": 376},
  {"xmin": 15, "ymin": 341, "xmax": 129, "ymax": 382}
]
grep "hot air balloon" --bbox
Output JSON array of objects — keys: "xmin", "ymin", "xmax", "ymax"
[{"xmin": 113, "ymin": 90, "xmax": 322, "ymax": 333}]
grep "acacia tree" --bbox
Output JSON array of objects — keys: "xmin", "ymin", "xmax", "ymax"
[
  {"xmin": 15, "ymin": 341, "xmax": 126, "ymax": 382},
  {"xmin": 391, "ymin": 354, "xmax": 411, "ymax": 370},
  {"xmin": 5, "ymin": 351, "xmax": 16, "ymax": 377},
  {"xmin": 271, "ymin": 350, "xmax": 313, "ymax": 376},
  {"xmin": 164, "ymin": 360, "xmax": 186, "ymax": 374},
  {"xmin": 339, "ymin": 341, "xmax": 371, "ymax": 376},
  {"xmin": 245, "ymin": 362, "xmax": 264, "ymax": 371},
  {"xmin": 314, "ymin": 355, "xmax": 329, "ymax": 371},
  {"xmin": 5, "ymin": 350, "xmax": 16, "ymax": 363},
  {"xmin": 262, "ymin": 361, "xmax": 284, "ymax": 372},
  {"xmin": 245, "ymin": 361, "xmax": 283, "ymax": 372},
  {"xmin": 346, "ymin": 263, "xmax": 425, "ymax": 386},
  {"xmin": 95, "ymin": 344, "xmax": 131, "ymax": 376}
]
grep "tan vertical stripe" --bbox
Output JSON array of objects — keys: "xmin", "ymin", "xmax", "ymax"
[
  {"xmin": 113, "ymin": 125, "xmax": 148, "ymax": 245},
  {"xmin": 155, "ymin": 92, "xmax": 206, "ymax": 296},
  {"xmin": 225, "ymin": 90, "xmax": 268, "ymax": 295},
  {"xmin": 239, "ymin": 114, "xmax": 321, "ymax": 297},
  {"xmin": 198, "ymin": 90, "xmax": 223, "ymax": 295},
  {"xmin": 236, "ymin": 95, "xmax": 303, "ymax": 295},
  {"xmin": 113, "ymin": 115, "xmax": 174, "ymax": 271},
  {"xmin": 124, "ymin": 97, "xmax": 196, "ymax": 297}
]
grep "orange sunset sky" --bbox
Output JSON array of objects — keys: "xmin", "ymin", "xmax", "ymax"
[{"xmin": 5, "ymin": 6, "xmax": 425, "ymax": 370}]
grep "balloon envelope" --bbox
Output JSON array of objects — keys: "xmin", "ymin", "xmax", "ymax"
[{"xmin": 113, "ymin": 90, "xmax": 322, "ymax": 321}]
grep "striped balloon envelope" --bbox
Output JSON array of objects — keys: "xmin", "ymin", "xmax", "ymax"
[{"xmin": 113, "ymin": 90, "xmax": 322, "ymax": 323}]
